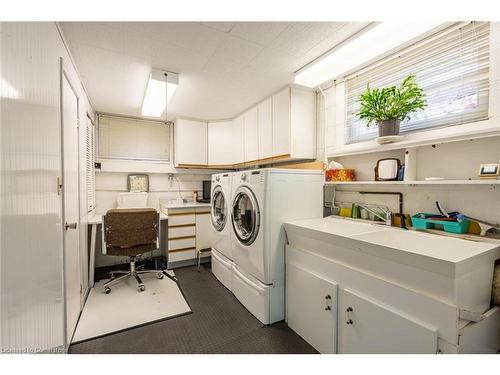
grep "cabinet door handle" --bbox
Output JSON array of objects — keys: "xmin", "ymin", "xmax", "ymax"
[
  {"xmin": 324, "ymin": 295, "xmax": 332, "ymax": 311},
  {"xmin": 346, "ymin": 306, "xmax": 353, "ymax": 325}
]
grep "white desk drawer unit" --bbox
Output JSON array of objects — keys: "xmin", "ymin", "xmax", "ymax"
[
  {"xmin": 168, "ymin": 237, "xmax": 196, "ymax": 251},
  {"xmin": 169, "ymin": 249, "xmax": 197, "ymax": 263},
  {"xmin": 168, "ymin": 225, "xmax": 196, "ymax": 238},
  {"xmin": 168, "ymin": 210, "xmax": 196, "ymax": 226},
  {"xmin": 163, "ymin": 203, "xmax": 212, "ymax": 266}
]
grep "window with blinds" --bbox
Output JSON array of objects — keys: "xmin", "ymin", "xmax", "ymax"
[
  {"xmin": 345, "ymin": 22, "xmax": 490, "ymax": 144},
  {"xmin": 86, "ymin": 116, "xmax": 96, "ymax": 213},
  {"xmin": 98, "ymin": 114, "xmax": 171, "ymax": 161}
]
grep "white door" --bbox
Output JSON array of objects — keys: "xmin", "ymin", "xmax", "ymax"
[
  {"xmin": 195, "ymin": 208, "xmax": 212, "ymax": 251},
  {"xmin": 272, "ymin": 87, "xmax": 291, "ymax": 157},
  {"xmin": 286, "ymin": 263, "xmax": 337, "ymax": 353},
  {"xmin": 244, "ymin": 106, "xmax": 259, "ymax": 162},
  {"xmin": 232, "ymin": 115, "xmax": 245, "ymax": 165},
  {"xmin": 339, "ymin": 288, "xmax": 437, "ymax": 353},
  {"xmin": 258, "ymin": 98, "xmax": 273, "ymax": 160},
  {"xmin": 208, "ymin": 121, "xmax": 232, "ymax": 166},
  {"xmin": 61, "ymin": 69, "xmax": 82, "ymax": 344},
  {"xmin": 174, "ymin": 119, "xmax": 207, "ymax": 166}
]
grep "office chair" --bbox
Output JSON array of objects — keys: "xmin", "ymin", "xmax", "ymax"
[{"xmin": 102, "ymin": 208, "xmax": 164, "ymax": 294}]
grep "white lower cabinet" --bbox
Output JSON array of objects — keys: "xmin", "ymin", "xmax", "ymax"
[
  {"xmin": 285, "ymin": 245, "xmax": 500, "ymax": 354},
  {"xmin": 287, "ymin": 263, "xmax": 338, "ymax": 353},
  {"xmin": 338, "ymin": 288, "xmax": 437, "ymax": 354},
  {"xmin": 195, "ymin": 208, "xmax": 212, "ymax": 251}
]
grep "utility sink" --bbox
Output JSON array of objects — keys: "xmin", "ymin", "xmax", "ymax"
[
  {"xmin": 284, "ymin": 215, "xmax": 500, "ymax": 312},
  {"xmin": 351, "ymin": 227, "xmax": 497, "ymax": 264},
  {"xmin": 285, "ymin": 216, "xmax": 382, "ymax": 238}
]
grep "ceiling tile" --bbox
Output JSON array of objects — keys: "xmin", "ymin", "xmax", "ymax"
[
  {"xmin": 61, "ymin": 22, "xmax": 369, "ymax": 120},
  {"xmin": 229, "ymin": 22, "xmax": 289, "ymax": 46},
  {"xmin": 208, "ymin": 33, "xmax": 263, "ymax": 65}
]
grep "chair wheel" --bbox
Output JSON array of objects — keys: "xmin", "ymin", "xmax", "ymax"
[
  {"xmin": 104, "ymin": 287, "xmax": 111, "ymax": 294},
  {"xmin": 138, "ymin": 284, "xmax": 145, "ymax": 292},
  {"xmin": 157, "ymin": 272, "xmax": 164, "ymax": 279}
]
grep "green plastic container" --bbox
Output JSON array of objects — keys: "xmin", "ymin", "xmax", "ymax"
[{"xmin": 411, "ymin": 213, "xmax": 470, "ymax": 234}]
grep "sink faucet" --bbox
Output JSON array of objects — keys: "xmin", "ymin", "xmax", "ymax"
[{"xmin": 356, "ymin": 203, "xmax": 392, "ymax": 226}]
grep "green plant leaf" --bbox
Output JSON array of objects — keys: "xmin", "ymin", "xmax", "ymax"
[{"xmin": 356, "ymin": 74, "xmax": 427, "ymax": 126}]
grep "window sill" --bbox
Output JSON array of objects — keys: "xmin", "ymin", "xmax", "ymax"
[{"xmin": 327, "ymin": 118, "xmax": 500, "ymax": 158}]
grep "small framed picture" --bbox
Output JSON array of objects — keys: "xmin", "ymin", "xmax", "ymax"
[
  {"xmin": 478, "ymin": 163, "xmax": 499, "ymax": 179},
  {"xmin": 128, "ymin": 174, "xmax": 149, "ymax": 192}
]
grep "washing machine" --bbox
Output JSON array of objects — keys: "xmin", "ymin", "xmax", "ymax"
[
  {"xmin": 230, "ymin": 168, "xmax": 323, "ymax": 324},
  {"xmin": 210, "ymin": 172, "xmax": 234, "ymax": 290}
]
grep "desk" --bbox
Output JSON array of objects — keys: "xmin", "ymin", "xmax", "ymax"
[{"xmin": 88, "ymin": 212, "xmax": 168, "ymax": 287}]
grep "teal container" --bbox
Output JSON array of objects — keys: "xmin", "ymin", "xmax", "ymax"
[{"xmin": 411, "ymin": 213, "xmax": 470, "ymax": 234}]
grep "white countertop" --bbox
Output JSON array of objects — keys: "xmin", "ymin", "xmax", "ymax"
[
  {"xmin": 88, "ymin": 211, "xmax": 168, "ymax": 225},
  {"xmin": 161, "ymin": 201, "xmax": 211, "ymax": 210},
  {"xmin": 284, "ymin": 216, "xmax": 500, "ymax": 275}
]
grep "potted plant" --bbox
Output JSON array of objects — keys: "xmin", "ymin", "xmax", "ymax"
[{"xmin": 357, "ymin": 74, "xmax": 427, "ymax": 138}]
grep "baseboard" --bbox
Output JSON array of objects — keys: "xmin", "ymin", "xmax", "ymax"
[{"xmin": 168, "ymin": 256, "xmax": 211, "ymax": 269}]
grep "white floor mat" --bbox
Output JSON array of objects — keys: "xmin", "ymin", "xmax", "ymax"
[{"xmin": 72, "ymin": 270, "xmax": 191, "ymax": 343}]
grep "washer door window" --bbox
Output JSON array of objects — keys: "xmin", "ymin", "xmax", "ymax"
[
  {"xmin": 211, "ymin": 186, "xmax": 227, "ymax": 232},
  {"xmin": 232, "ymin": 186, "xmax": 260, "ymax": 246}
]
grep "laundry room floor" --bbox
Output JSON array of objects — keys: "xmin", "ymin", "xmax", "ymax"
[{"xmin": 69, "ymin": 264, "xmax": 317, "ymax": 354}]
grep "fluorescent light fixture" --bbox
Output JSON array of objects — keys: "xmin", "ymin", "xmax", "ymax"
[
  {"xmin": 294, "ymin": 22, "xmax": 445, "ymax": 88},
  {"xmin": 141, "ymin": 69, "xmax": 179, "ymax": 118}
]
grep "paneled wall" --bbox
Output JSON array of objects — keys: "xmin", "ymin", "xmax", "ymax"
[
  {"xmin": 1, "ymin": 22, "xmax": 93, "ymax": 352},
  {"xmin": 315, "ymin": 23, "xmax": 500, "ymax": 226},
  {"xmin": 316, "ymin": 80, "xmax": 500, "ymax": 226}
]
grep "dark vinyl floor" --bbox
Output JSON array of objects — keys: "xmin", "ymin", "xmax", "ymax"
[{"xmin": 69, "ymin": 263, "xmax": 317, "ymax": 354}]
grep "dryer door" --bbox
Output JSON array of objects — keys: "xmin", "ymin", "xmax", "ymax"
[
  {"xmin": 231, "ymin": 186, "xmax": 260, "ymax": 246},
  {"xmin": 211, "ymin": 185, "xmax": 227, "ymax": 232}
]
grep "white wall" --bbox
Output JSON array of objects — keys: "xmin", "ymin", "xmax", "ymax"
[
  {"xmin": 327, "ymin": 140, "xmax": 500, "ymax": 225},
  {"xmin": 95, "ymin": 172, "xmax": 211, "ymax": 213},
  {"xmin": 316, "ymin": 23, "xmax": 500, "ymax": 227},
  {"xmin": 0, "ymin": 22, "xmax": 93, "ymax": 352}
]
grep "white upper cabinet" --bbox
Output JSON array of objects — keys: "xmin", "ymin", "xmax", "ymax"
[
  {"xmin": 174, "ymin": 118, "xmax": 208, "ymax": 167},
  {"xmin": 208, "ymin": 120, "xmax": 233, "ymax": 166},
  {"xmin": 273, "ymin": 86, "xmax": 316, "ymax": 160},
  {"xmin": 258, "ymin": 97, "xmax": 273, "ymax": 160},
  {"xmin": 290, "ymin": 87, "xmax": 316, "ymax": 158},
  {"xmin": 182, "ymin": 85, "xmax": 315, "ymax": 169},
  {"xmin": 272, "ymin": 87, "xmax": 291, "ymax": 157},
  {"xmin": 244, "ymin": 106, "xmax": 259, "ymax": 162},
  {"xmin": 232, "ymin": 114, "xmax": 245, "ymax": 165}
]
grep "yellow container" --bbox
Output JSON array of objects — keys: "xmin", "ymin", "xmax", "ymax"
[{"xmin": 339, "ymin": 207, "xmax": 352, "ymax": 217}]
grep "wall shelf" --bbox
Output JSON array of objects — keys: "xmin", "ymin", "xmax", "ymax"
[
  {"xmin": 325, "ymin": 180, "xmax": 500, "ymax": 186},
  {"xmin": 326, "ymin": 119, "xmax": 500, "ymax": 158}
]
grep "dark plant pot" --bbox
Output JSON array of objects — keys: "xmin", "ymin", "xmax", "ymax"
[{"xmin": 377, "ymin": 119, "xmax": 400, "ymax": 137}]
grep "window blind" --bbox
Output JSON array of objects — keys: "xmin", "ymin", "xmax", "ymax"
[
  {"xmin": 98, "ymin": 114, "xmax": 171, "ymax": 161},
  {"xmin": 86, "ymin": 117, "xmax": 96, "ymax": 213},
  {"xmin": 345, "ymin": 22, "xmax": 490, "ymax": 144}
]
